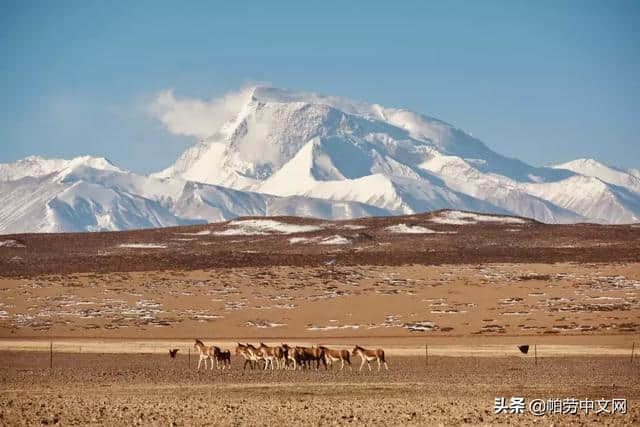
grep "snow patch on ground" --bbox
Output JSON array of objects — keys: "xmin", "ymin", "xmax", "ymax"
[
  {"xmin": 0, "ymin": 240, "xmax": 26, "ymax": 248},
  {"xmin": 386, "ymin": 224, "xmax": 436, "ymax": 234},
  {"xmin": 430, "ymin": 211, "xmax": 527, "ymax": 225},
  {"xmin": 175, "ymin": 230, "xmax": 211, "ymax": 236},
  {"xmin": 118, "ymin": 243, "xmax": 167, "ymax": 249},
  {"xmin": 403, "ymin": 321, "xmax": 439, "ymax": 332},
  {"xmin": 214, "ymin": 219, "xmax": 323, "ymax": 235},
  {"xmin": 318, "ymin": 235, "xmax": 350, "ymax": 245},
  {"xmin": 307, "ymin": 324, "xmax": 361, "ymax": 331},
  {"xmin": 289, "ymin": 237, "xmax": 316, "ymax": 244},
  {"xmin": 341, "ymin": 224, "xmax": 366, "ymax": 230},
  {"xmin": 245, "ymin": 320, "xmax": 285, "ymax": 328}
]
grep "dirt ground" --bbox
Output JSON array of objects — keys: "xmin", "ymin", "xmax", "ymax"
[
  {"xmin": 1, "ymin": 212, "xmax": 639, "ymax": 277},
  {"xmin": 1, "ymin": 352, "xmax": 639, "ymax": 426},
  {"xmin": 1, "ymin": 213, "xmax": 639, "ymax": 425},
  {"xmin": 1, "ymin": 262, "xmax": 639, "ymax": 339}
]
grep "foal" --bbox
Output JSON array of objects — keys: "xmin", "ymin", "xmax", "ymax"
[
  {"xmin": 194, "ymin": 339, "xmax": 214, "ymax": 370},
  {"xmin": 351, "ymin": 345, "xmax": 388, "ymax": 371},
  {"xmin": 212, "ymin": 346, "xmax": 231, "ymax": 370}
]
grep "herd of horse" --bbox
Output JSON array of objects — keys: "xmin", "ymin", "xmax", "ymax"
[{"xmin": 191, "ymin": 339, "xmax": 389, "ymax": 372}]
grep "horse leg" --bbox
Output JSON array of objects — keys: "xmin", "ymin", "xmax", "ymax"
[
  {"xmin": 359, "ymin": 358, "xmax": 365, "ymax": 372},
  {"xmin": 384, "ymin": 361, "xmax": 389, "ymax": 370},
  {"xmin": 367, "ymin": 360, "xmax": 372, "ymax": 371},
  {"xmin": 377, "ymin": 358, "xmax": 381, "ymax": 371}
]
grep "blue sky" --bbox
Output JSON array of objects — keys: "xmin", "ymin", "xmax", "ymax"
[{"xmin": 1, "ymin": 1, "xmax": 639, "ymax": 173}]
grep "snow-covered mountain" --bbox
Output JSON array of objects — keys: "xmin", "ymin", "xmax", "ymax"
[
  {"xmin": 0, "ymin": 155, "xmax": 122, "ymax": 181},
  {"xmin": 153, "ymin": 86, "xmax": 638, "ymax": 224},
  {"xmin": 0, "ymin": 157, "xmax": 385, "ymax": 234},
  {"xmin": 1, "ymin": 86, "xmax": 638, "ymax": 233},
  {"xmin": 551, "ymin": 158, "xmax": 640, "ymax": 194}
]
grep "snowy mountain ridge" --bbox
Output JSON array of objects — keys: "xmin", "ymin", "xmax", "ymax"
[{"xmin": 1, "ymin": 86, "xmax": 638, "ymax": 233}]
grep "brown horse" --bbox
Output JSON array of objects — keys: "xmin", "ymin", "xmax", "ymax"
[
  {"xmin": 319, "ymin": 346, "xmax": 351, "ymax": 371},
  {"xmin": 258, "ymin": 343, "xmax": 283, "ymax": 370},
  {"xmin": 351, "ymin": 345, "xmax": 388, "ymax": 371},
  {"xmin": 235, "ymin": 343, "xmax": 259, "ymax": 370},
  {"xmin": 281, "ymin": 344, "xmax": 297, "ymax": 369},
  {"xmin": 294, "ymin": 346, "xmax": 326, "ymax": 370}
]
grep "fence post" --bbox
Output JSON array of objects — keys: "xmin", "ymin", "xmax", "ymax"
[
  {"xmin": 425, "ymin": 344, "xmax": 428, "ymax": 368},
  {"xmin": 188, "ymin": 347, "xmax": 191, "ymax": 369},
  {"xmin": 49, "ymin": 342, "xmax": 53, "ymax": 369}
]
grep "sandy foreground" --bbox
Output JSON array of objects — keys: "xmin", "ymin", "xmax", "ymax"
[{"xmin": 1, "ymin": 352, "xmax": 639, "ymax": 426}]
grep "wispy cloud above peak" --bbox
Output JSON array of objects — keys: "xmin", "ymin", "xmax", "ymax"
[{"xmin": 150, "ymin": 86, "xmax": 258, "ymax": 139}]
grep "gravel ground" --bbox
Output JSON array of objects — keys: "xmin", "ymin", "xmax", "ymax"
[{"xmin": 1, "ymin": 352, "xmax": 638, "ymax": 425}]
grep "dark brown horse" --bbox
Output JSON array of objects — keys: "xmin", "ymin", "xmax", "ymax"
[
  {"xmin": 212, "ymin": 346, "xmax": 231, "ymax": 369},
  {"xmin": 294, "ymin": 346, "xmax": 327, "ymax": 370}
]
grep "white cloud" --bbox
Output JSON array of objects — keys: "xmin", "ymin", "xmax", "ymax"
[{"xmin": 150, "ymin": 86, "xmax": 256, "ymax": 139}]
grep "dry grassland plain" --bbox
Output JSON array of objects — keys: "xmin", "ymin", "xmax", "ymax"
[{"xmin": 1, "ymin": 213, "xmax": 639, "ymax": 425}]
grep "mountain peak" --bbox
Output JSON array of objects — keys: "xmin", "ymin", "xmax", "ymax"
[
  {"xmin": 553, "ymin": 158, "xmax": 606, "ymax": 168},
  {"xmin": 551, "ymin": 157, "xmax": 640, "ymax": 195},
  {"xmin": 0, "ymin": 155, "xmax": 122, "ymax": 182}
]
